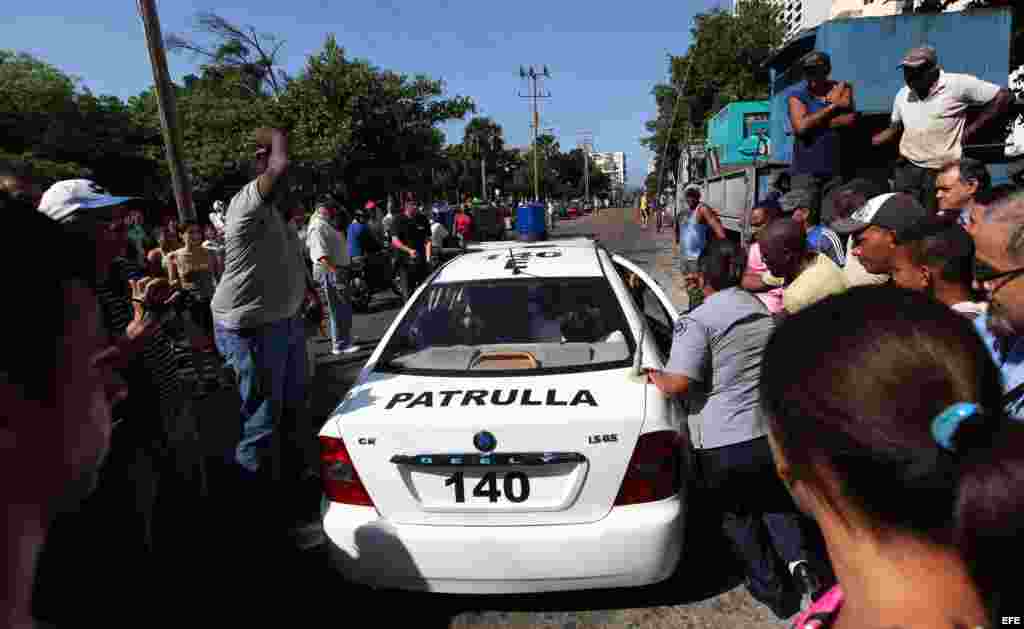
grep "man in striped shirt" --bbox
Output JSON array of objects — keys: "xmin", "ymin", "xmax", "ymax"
[{"xmin": 32, "ymin": 180, "xmax": 189, "ymax": 622}]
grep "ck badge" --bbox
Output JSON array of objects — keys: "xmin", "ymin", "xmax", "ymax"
[{"xmin": 473, "ymin": 430, "xmax": 497, "ymax": 453}]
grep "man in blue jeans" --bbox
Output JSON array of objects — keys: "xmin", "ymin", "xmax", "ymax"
[
  {"xmin": 308, "ymin": 196, "xmax": 358, "ymax": 355},
  {"xmin": 211, "ymin": 127, "xmax": 320, "ymax": 509}
]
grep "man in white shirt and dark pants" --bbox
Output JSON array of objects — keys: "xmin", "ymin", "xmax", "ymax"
[
  {"xmin": 872, "ymin": 45, "xmax": 1011, "ymax": 211},
  {"xmin": 308, "ymin": 196, "xmax": 358, "ymax": 355}
]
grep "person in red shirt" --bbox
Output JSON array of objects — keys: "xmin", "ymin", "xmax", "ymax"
[{"xmin": 454, "ymin": 206, "xmax": 473, "ymax": 242}]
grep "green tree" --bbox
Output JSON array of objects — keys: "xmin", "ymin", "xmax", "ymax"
[
  {"xmin": 642, "ymin": 0, "xmax": 784, "ymax": 189},
  {"xmin": 0, "ymin": 50, "xmax": 163, "ymax": 190},
  {"xmin": 460, "ymin": 116, "xmax": 506, "ymax": 198},
  {"xmin": 166, "ymin": 11, "xmax": 290, "ymax": 97}
]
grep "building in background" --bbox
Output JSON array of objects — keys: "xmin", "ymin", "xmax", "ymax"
[
  {"xmin": 778, "ymin": 0, "xmax": 833, "ymax": 42},
  {"xmin": 735, "ymin": 0, "xmax": 833, "ymax": 43},
  {"xmin": 590, "ymin": 151, "xmax": 627, "ymax": 190},
  {"xmin": 830, "ymin": 0, "xmax": 970, "ymax": 19}
]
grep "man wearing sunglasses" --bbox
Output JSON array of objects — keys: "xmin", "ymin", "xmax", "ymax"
[{"xmin": 966, "ymin": 190, "xmax": 1024, "ymax": 417}]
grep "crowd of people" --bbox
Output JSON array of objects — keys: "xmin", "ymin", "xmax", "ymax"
[
  {"xmin": 5, "ymin": 37, "xmax": 1024, "ymax": 629},
  {"xmin": 649, "ymin": 44, "xmax": 1024, "ymax": 627},
  {"xmin": 0, "ymin": 121, "xmax": 529, "ymax": 625}
]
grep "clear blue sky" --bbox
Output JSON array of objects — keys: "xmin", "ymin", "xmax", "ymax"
[{"xmin": 4, "ymin": 0, "xmax": 724, "ymax": 187}]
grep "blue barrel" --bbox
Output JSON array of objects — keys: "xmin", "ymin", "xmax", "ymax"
[{"xmin": 517, "ymin": 203, "xmax": 547, "ymax": 242}]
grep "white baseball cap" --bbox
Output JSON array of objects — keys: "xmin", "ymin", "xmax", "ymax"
[{"xmin": 37, "ymin": 179, "xmax": 137, "ymax": 223}]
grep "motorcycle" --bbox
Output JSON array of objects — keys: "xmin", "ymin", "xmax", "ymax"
[{"xmin": 347, "ymin": 251, "xmax": 403, "ymax": 312}]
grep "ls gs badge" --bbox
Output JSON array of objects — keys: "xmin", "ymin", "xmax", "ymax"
[{"xmin": 473, "ymin": 430, "xmax": 497, "ymax": 453}]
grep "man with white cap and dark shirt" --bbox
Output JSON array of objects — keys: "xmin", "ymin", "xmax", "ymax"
[
  {"xmin": 32, "ymin": 179, "xmax": 184, "ymax": 622},
  {"xmin": 831, "ymin": 192, "xmax": 931, "ymax": 277},
  {"xmin": 872, "ymin": 45, "xmax": 1011, "ymax": 210}
]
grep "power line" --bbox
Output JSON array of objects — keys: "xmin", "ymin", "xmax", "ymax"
[{"xmin": 518, "ymin": 65, "xmax": 552, "ymax": 201}]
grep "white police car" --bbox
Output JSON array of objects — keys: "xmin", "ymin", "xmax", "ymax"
[{"xmin": 318, "ymin": 238, "xmax": 691, "ymax": 593}]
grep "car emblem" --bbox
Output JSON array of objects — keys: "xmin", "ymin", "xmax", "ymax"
[{"xmin": 473, "ymin": 430, "xmax": 497, "ymax": 453}]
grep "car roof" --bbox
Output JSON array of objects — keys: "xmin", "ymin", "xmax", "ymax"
[{"xmin": 435, "ymin": 239, "xmax": 605, "ymax": 283}]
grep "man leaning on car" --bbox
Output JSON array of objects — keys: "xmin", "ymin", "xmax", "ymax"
[{"xmin": 645, "ymin": 238, "xmax": 830, "ymax": 619}]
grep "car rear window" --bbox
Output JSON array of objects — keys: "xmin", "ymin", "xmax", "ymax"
[{"xmin": 379, "ymin": 278, "xmax": 635, "ymax": 374}]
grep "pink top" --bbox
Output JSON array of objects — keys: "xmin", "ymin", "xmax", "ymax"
[
  {"xmin": 791, "ymin": 585, "xmax": 844, "ymax": 629},
  {"xmin": 746, "ymin": 242, "xmax": 784, "ymax": 313}
]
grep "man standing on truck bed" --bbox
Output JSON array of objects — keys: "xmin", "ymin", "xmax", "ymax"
[
  {"xmin": 872, "ymin": 45, "xmax": 1012, "ymax": 212},
  {"xmin": 788, "ymin": 51, "xmax": 859, "ymax": 225}
]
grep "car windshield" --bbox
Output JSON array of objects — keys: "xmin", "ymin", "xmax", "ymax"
[{"xmin": 379, "ymin": 277, "xmax": 634, "ymax": 374}]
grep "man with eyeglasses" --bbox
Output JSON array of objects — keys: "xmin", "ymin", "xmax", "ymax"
[{"xmin": 964, "ymin": 190, "xmax": 1024, "ymax": 417}]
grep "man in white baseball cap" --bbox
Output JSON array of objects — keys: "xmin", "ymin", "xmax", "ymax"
[
  {"xmin": 38, "ymin": 179, "xmax": 138, "ymax": 279},
  {"xmin": 37, "ymin": 179, "xmax": 137, "ymax": 222}
]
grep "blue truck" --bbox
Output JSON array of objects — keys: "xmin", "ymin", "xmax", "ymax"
[{"xmin": 678, "ymin": 7, "xmax": 1020, "ymax": 247}]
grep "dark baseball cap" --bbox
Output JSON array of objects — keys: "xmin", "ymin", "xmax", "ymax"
[
  {"xmin": 899, "ymin": 45, "xmax": 938, "ymax": 69},
  {"xmin": 780, "ymin": 188, "xmax": 816, "ymax": 214},
  {"xmin": 831, "ymin": 193, "xmax": 929, "ymax": 239},
  {"xmin": 823, "ymin": 177, "xmax": 891, "ymax": 223},
  {"xmin": 801, "ymin": 51, "xmax": 831, "ymax": 68}
]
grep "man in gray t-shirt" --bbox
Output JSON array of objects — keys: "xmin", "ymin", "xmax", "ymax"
[
  {"xmin": 212, "ymin": 127, "xmax": 320, "ymax": 502},
  {"xmin": 666, "ymin": 285, "xmax": 773, "ymax": 450},
  {"xmin": 647, "ymin": 239, "xmax": 829, "ymax": 618}
]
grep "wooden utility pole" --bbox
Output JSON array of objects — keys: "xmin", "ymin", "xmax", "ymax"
[
  {"xmin": 137, "ymin": 0, "xmax": 196, "ymax": 222},
  {"xmin": 519, "ymin": 66, "xmax": 552, "ymax": 202}
]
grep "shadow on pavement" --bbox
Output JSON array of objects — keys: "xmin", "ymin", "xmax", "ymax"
[{"xmin": 357, "ymin": 295, "xmax": 404, "ymax": 314}]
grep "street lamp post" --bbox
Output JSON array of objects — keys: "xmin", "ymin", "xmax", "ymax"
[
  {"xmin": 579, "ymin": 130, "xmax": 593, "ymax": 207},
  {"xmin": 519, "ymin": 65, "xmax": 552, "ymax": 202}
]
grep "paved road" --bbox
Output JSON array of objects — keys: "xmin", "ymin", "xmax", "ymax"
[
  {"xmin": 294, "ymin": 209, "xmax": 788, "ymax": 629},
  {"xmin": 35, "ymin": 208, "xmax": 792, "ymax": 628}
]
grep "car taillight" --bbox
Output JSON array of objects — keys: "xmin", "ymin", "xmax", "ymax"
[
  {"xmin": 320, "ymin": 436, "xmax": 374, "ymax": 507},
  {"xmin": 614, "ymin": 431, "xmax": 681, "ymax": 506}
]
